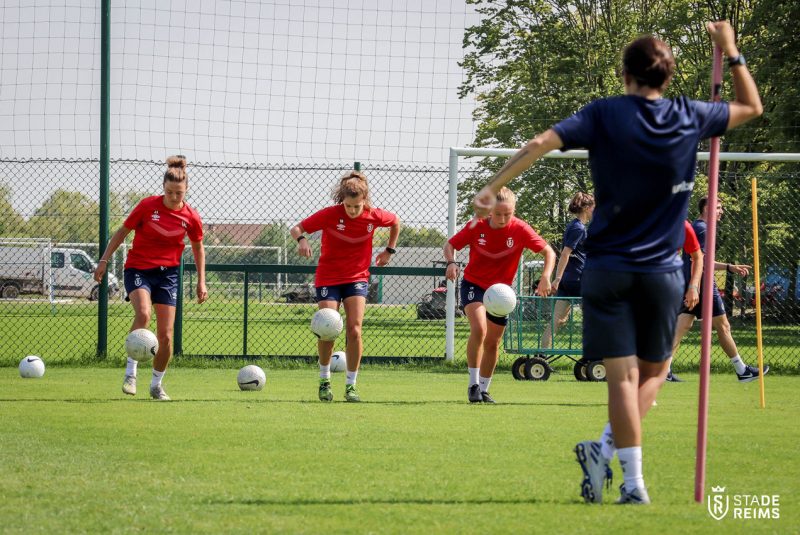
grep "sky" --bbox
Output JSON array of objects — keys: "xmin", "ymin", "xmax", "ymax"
[{"xmin": 0, "ymin": 0, "xmax": 480, "ymax": 166}]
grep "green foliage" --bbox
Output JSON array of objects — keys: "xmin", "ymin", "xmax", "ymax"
[{"xmin": 0, "ymin": 184, "xmax": 25, "ymax": 236}]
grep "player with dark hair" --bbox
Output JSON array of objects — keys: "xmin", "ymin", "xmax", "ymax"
[
  {"xmin": 95, "ymin": 155, "xmax": 208, "ymax": 401},
  {"xmin": 670, "ymin": 196, "xmax": 769, "ymax": 382},
  {"xmin": 470, "ymin": 22, "xmax": 762, "ymax": 504},
  {"xmin": 290, "ymin": 170, "xmax": 400, "ymax": 402}
]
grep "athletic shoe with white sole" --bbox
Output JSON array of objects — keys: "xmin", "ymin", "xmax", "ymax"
[
  {"xmin": 344, "ymin": 384, "xmax": 361, "ymax": 403},
  {"xmin": 122, "ymin": 375, "xmax": 137, "ymax": 396},
  {"xmin": 737, "ymin": 364, "xmax": 769, "ymax": 383},
  {"xmin": 575, "ymin": 440, "xmax": 613, "ymax": 504},
  {"xmin": 617, "ymin": 484, "xmax": 651, "ymax": 505},
  {"xmin": 149, "ymin": 384, "xmax": 171, "ymax": 401},
  {"xmin": 318, "ymin": 379, "xmax": 333, "ymax": 402}
]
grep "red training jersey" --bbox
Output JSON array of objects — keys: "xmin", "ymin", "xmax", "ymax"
[
  {"xmin": 301, "ymin": 204, "xmax": 398, "ymax": 287},
  {"xmin": 448, "ymin": 216, "xmax": 547, "ymax": 289},
  {"xmin": 683, "ymin": 220, "xmax": 700, "ymax": 255},
  {"xmin": 124, "ymin": 196, "xmax": 204, "ymax": 270}
]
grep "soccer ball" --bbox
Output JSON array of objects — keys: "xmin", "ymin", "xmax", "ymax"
[
  {"xmin": 310, "ymin": 308, "xmax": 343, "ymax": 341},
  {"xmin": 19, "ymin": 355, "xmax": 45, "ymax": 378},
  {"xmin": 237, "ymin": 365, "xmax": 266, "ymax": 391},
  {"xmin": 330, "ymin": 351, "xmax": 347, "ymax": 373},
  {"xmin": 483, "ymin": 283, "xmax": 517, "ymax": 317},
  {"xmin": 125, "ymin": 329, "xmax": 158, "ymax": 362}
]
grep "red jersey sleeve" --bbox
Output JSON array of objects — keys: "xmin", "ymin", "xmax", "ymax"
[
  {"xmin": 448, "ymin": 223, "xmax": 474, "ymax": 251},
  {"xmin": 683, "ymin": 220, "xmax": 700, "ymax": 254},
  {"xmin": 521, "ymin": 221, "xmax": 547, "ymax": 253},
  {"xmin": 123, "ymin": 199, "xmax": 148, "ymax": 230},
  {"xmin": 187, "ymin": 206, "xmax": 204, "ymax": 242},
  {"xmin": 301, "ymin": 206, "xmax": 334, "ymax": 234},
  {"xmin": 372, "ymin": 207, "xmax": 398, "ymax": 227}
]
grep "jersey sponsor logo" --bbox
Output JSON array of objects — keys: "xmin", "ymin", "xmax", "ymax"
[
  {"xmin": 151, "ymin": 210, "xmax": 160, "ymax": 221},
  {"xmin": 478, "ymin": 233, "xmax": 486, "ymax": 246},
  {"xmin": 321, "ymin": 287, "xmax": 329, "ymax": 297},
  {"xmin": 367, "ymin": 223, "xmax": 374, "ymax": 233},
  {"xmin": 336, "ymin": 219, "xmax": 346, "ymax": 231},
  {"xmin": 506, "ymin": 237, "xmax": 514, "ymax": 248},
  {"xmin": 672, "ymin": 180, "xmax": 695, "ymax": 194}
]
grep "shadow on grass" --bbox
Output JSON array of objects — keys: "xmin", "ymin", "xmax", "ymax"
[{"xmin": 206, "ymin": 496, "xmax": 556, "ymax": 506}]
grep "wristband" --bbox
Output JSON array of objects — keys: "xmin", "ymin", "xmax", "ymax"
[
  {"xmin": 446, "ymin": 260, "xmax": 457, "ymax": 266},
  {"xmin": 688, "ymin": 285, "xmax": 698, "ymax": 291},
  {"xmin": 727, "ymin": 55, "xmax": 746, "ymax": 68},
  {"xmin": 297, "ymin": 235, "xmax": 307, "ymax": 243},
  {"xmin": 385, "ymin": 247, "xmax": 396, "ymax": 254},
  {"xmin": 726, "ymin": 263, "xmax": 732, "ymax": 273},
  {"xmin": 98, "ymin": 259, "xmax": 108, "ymax": 263}
]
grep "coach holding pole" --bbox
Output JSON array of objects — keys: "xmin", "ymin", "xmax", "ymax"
[{"xmin": 471, "ymin": 21, "xmax": 761, "ymax": 504}]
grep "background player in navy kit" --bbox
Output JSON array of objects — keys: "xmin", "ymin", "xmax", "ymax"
[
  {"xmin": 670, "ymin": 196, "xmax": 769, "ymax": 382},
  {"xmin": 470, "ymin": 22, "xmax": 762, "ymax": 504},
  {"xmin": 444, "ymin": 187, "xmax": 555, "ymax": 403},
  {"xmin": 541, "ymin": 192, "xmax": 594, "ymax": 350}
]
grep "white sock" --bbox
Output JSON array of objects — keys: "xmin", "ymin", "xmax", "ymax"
[
  {"xmin": 730, "ymin": 355, "xmax": 747, "ymax": 374},
  {"xmin": 126, "ymin": 358, "xmax": 138, "ymax": 377},
  {"xmin": 150, "ymin": 369, "xmax": 165, "ymax": 388},
  {"xmin": 468, "ymin": 367, "xmax": 479, "ymax": 386},
  {"xmin": 319, "ymin": 363, "xmax": 331, "ymax": 380},
  {"xmin": 478, "ymin": 375, "xmax": 492, "ymax": 393},
  {"xmin": 599, "ymin": 422, "xmax": 616, "ymax": 461},
  {"xmin": 346, "ymin": 370, "xmax": 358, "ymax": 386},
  {"xmin": 618, "ymin": 446, "xmax": 645, "ymax": 492}
]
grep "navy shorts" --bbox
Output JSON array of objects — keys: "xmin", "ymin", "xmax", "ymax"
[
  {"xmin": 556, "ymin": 279, "xmax": 581, "ymax": 298},
  {"xmin": 581, "ymin": 269, "xmax": 684, "ymax": 363},
  {"xmin": 124, "ymin": 266, "xmax": 179, "ymax": 306},
  {"xmin": 460, "ymin": 279, "xmax": 507, "ymax": 327},
  {"xmin": 680, "ymin": 284, "xmax": 726, "ymax": 318},
  {"xmin": 316, "ymin": 281, "xmax": 368, "ymax": 303}
]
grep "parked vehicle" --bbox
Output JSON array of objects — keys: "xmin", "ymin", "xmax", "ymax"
[{"xmin": 0, "ymin": 243, "xmax": 119, "ymax": 300}]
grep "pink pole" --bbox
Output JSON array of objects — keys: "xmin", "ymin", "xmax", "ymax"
[{"xmin": 695, "ymin": 45, "xmax": 723, "ymax": 503}]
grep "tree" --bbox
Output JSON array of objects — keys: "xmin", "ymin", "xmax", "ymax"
[
  {"xmin": 26, "ymin": 190, "xmax": 121, "ymax": 244},
  {"xmin": 0, "ymin": 184, "xmax": 25, "ymax": 236}
]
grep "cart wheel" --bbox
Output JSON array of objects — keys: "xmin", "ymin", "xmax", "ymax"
[
  {"xmin": 587, "ymin": 361, "xmax": 607, "ymax": 382},
  {"xmin": 573, "ymin": 360, "xmax": 588, "ymax": 382},
  {"xmin": 511, "ymin": 357, "xmax": 528, "ymax": 381},
  {"xmin": 524, "ymin": 356, "xmax": 551, "ymax": 381}
]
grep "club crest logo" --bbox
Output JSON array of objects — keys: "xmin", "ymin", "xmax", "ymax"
[
  {"xmin": 507, "ymin": 237, "xmax": 514, "ymax": 248},
  {"xmin": 708, "ymin": 487, "xmax": 729, "ymax": 520},
  {"xmin": 181, "ymin": 220, "xmax": 187, "ymax": 229},
  {"xmin": 321, "ymin": 287, "xmax": 328, "ymax": 297},
  {"xmin": 367, "ymin": 223, "xmax": 374, "ymax": 233},
  {"xmin": 467, "ymin": 288, "xmax": 475, "ymax": 301},
  {"xmin": 134, "ymin": 274, "xmax": 142, "ymax": 287}
]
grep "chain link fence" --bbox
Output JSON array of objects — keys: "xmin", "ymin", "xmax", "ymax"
[{"xmin": 0, "ymin": 158, "xmax": 798, "ymax": 371}]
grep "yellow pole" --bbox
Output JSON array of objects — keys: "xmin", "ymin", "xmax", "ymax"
[{"xmin": 751, "ymin": 177, "xmax": 766, "ymax": 408}]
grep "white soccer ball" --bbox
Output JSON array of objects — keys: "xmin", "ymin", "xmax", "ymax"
[
  {"xmin": 237, "ymin": 365, "xmax": 266, "ymax": 391},
  {"xmin": 310, "ymin": 308, "xmax": 343, "ymax": 341},
  {"xmin": 125, "ymin": 328, "xmax": 158, "ymax": 362},
  {"xmin": 330, "ymin": 351, "xmax": 347, "ymax": 373},
  {"xmin": 19, "ymin": 355, "xmax": 45, "ymax": 378},
  {"xmin": 483, "ymin": 283, "xmax": 517, "ymax": 317}
]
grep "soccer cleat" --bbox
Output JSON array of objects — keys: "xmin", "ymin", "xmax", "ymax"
[
  {"xmin": 468, "ymin": 384, "xmax": 482, "ymax": 403},
  {"xmin": 344, "ymin": 384, "xmax": 361, "ymax": 403},
  {"xmin": 616, "ymin": 484, "xmax": 651, "ymax": 505},
  {"xmin": 149, "ymin": 384, "xmax": 171, "ymax": 401},
  {"xmin": 480, "ymin": 391, "xmax": 496, "ymax": 404},
  {"xmin": 665, "ymin": 371, "xmax": 684, "ymax": 383},
  {"xmin": 737, "ymin": 364, "xmax": 769, "ymax": 383},
  {"xmin": 122, "ymin": 374, "xmax": 137, "ymax": 396},
  {"xmin": 575, "ymin": 440, "xmax": 613, "ymax": 504},
  {"xmin": 318, "ymin": 379, "xmax": 333, "ymax": 402}
]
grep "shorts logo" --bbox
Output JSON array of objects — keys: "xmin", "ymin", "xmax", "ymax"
[
  {"xmin": 468, "ymin": 288, "xmax": 475, "ymax": 301},
  {"xmin": 151, "ymin": 210, "xmax": 160, "ymax": 221},
  {"xmin": 134, "ymin": 274, "xmax": 142, "ymax": 287},
  {"xmin": 171, "ymin": 291, "xmax": 177, "ymax": 301},
  {"xmin": 367, "ymin": 223, "xmax": 374, "ymax": 233},
  {"xmin": 354, "ymin": 283, "xmax": 365, "ymax": 290},
  {"xmin": 336, "ymin": 219, "xmax": 346, "ymax": 231},
  {"xmin": 506, "ymin": 237, "xmax": 514, "ymax": 248},
  {"xmin": 321, "ymin": 287, "xmax": 328, "ymax": 297}
]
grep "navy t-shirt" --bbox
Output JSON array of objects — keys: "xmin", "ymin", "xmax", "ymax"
[
  {"xmin": 682, "ymin": 218, "xmax": 714, "ymax": 288},
  {"xmin": 553, "ymin": 95, "xmax": 728, "ymax": 273},
  {"xmin": 561, "ymin": 218, "xmax": 587, "ymax": 283}
]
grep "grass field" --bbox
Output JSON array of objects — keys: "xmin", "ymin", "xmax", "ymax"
[{"xmin": 1, "ymin": 367, "xmax": 797, "ymax": 533}]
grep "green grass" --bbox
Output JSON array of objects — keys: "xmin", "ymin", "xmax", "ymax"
[{"xmin": 0, "ymin": 367, "xmax": 797, "ymax": 533}]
